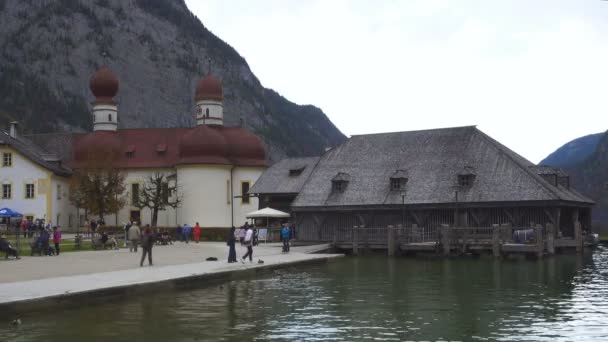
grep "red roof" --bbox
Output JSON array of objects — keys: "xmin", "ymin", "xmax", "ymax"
[{"xmin": 70, "ymin": 127, "xmax": 267, "ymax": 169}]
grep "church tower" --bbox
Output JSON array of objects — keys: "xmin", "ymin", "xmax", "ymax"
[
  {"xmin": 195, "ymin": 73, "xmax": 224, "ymax": 126},
  {"xmin": 89, "ymin": 66, "xmax": 119, "ymax": 131}
]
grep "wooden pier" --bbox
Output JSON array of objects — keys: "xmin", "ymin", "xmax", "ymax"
[{"xmin": 330, "ymin": 222, "xmax": 593, "ymax": 258}]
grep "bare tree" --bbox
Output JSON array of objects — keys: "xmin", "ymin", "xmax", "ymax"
[{"xmin": 134, "ymin": 172, "xmax": 182, "ymax": 227}]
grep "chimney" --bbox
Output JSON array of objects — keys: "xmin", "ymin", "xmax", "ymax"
[{"xmin": 9, "ymin": 121, "xmax": 18, "ymax": 139}]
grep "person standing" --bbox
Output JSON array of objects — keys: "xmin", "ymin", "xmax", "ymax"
[
  {"xmin": 20, "ymin": 219, "xmax": 27, "ymax": 238},
  {"xmin": 176, "ymin": 224, "xmax": 183, "ymax": 242},
  {"xmin": 281, "ymin": 224, "xmax": 290, "ymax": 253},
  {"xmin": 90, "ymin": 220, "xmax": 98, "ymax": 238},
  {"xmin": 123, "ymin": 221, "xmax": 132, "ymax": 248},
  {"xmin": 140, "ymin": 226, "xmax": 154, "ymax": 267},
  {"xmin": 241, "ymin": 226, "xmax": 254, "ymax": 263},
  {"xmin": 183, "ymin": 223, "xmax": 191, "ymax": 243},
  {"xmin": 52, "ymin": 226, "xmax": 62, "ymax": 256},
  {"xmin": 128, "ymin": 221, "xmax": 141, "ymax": 252},
  {"xmin": 227, "ymin": 226, "xmax": 237, "ymax": 263},
  {"xmin": 193, "ymin": 222, "xmax": 201, "ymax": 243}
]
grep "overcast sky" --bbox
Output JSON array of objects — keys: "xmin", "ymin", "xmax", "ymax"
[{"xmin": 185, "ymin": 0, "xmax": 608, "ymax": 163}]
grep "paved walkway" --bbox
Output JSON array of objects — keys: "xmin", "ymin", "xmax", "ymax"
[{"xmin": 0, "ymin": 242, "xmax": 341, "ymax": 306}]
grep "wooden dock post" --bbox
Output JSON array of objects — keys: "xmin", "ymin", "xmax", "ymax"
[
  {"xmin": 574, "ymin": 221, "xmax": 582, "ymax": 253},
  {"xmin": 535, "ymin": 224, "xmax": 544, "ymax": 258},
  {"xmin": 492, "ymin": 224, "xmax": 501, "ymax": 257},
  {"xmin": 352, "ymin": 226, "xmax": 359, "ymax": 256},
  {"xmin": 441, "ymin": 224, "xmax": 450, "ymax": 256},
  {"xmin": 546, "ymin": 223, "xmax": 555, "ymax": 255},
  {"xmin": 387, "ymin": 225, "xmax": 395, "ymax": 256}
]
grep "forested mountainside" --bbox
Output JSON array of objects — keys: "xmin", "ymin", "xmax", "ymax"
[
  {"xmin": 542, "ymin": 130, "xmax": 608, "ymax": 226},
  {"xmin": 0, "ymin": 0, "xmax": 346, "ymax": 160}
]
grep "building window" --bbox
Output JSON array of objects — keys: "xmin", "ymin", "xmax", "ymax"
[
  {"xmin": 2, "ymin": 152, "xmax": 12, "ymax": 167},
  {"xmin": 289, "ymin": 167, "xmax": 305, "ymax": 177},
  {"xmin": 241, "ymin": 181, "xmax": 250, "ymax": 204},
  {"xmin": 126, "ymin": 151, "xmax": 134, "ymax": 158},
  {"xmin": 108, "ymin": 114, "xmax": 112, "ymax": 122},
  {"xmin": 2, "ymin": 184, "xmax": 11, "ymax": 199},
  {"xmin": 162, "ymin": 182, "xmax": 169, "ymax": 204},
  {"xmin": 205, "ymin": 108, "xmax": 210, "ymax": 118},
  {"xmin": 57, "ymin": 184, "xmax": 61, "ymax": 200},
  {"xmin": 25, "ymin": 183, "xmax": 35, "ymax": 199},
  {"xmin": 332, "ymin": 181, "xmax": 346, "ymax": 192},
  {"xmin": 458, "ymin": 175, "xmax": 475, "ymax": 187},
  {"xmin": 390, "ymin": 178, "xmax": 408, "ymax": 191},
  {"xmin": 131, "ymin": 183, "xmax": 139, "ymax": 205}
]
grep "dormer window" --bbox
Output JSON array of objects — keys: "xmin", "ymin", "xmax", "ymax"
[
  {"xmin": 457, "ymin": 166, "xmax": 476, "ymax": 188},
  {"xmin": 289, "ymin": 167, "xmax": 305, "ymax": 177},
  {"xmin": 125, "ymin": 145, "xmax": 136, "ymax": 158},
  {"xmin": 156, "ymin": 143, "xmax": 167, "ymax": 155},
  {"xmin": 331, "ymin": 172, "xmax": 350, "ymax": 192},
  {"xmin": 390, "ymin": 169, "xmax": 408, "ymax": 191}
]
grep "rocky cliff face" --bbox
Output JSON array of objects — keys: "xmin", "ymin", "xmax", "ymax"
[{"xmin": 0, "ymin": 0, "xmax": 346, "ymax": 160}]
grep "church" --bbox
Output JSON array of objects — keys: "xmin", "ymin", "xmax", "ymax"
[{"xmin": 0, "ymin": 67, "xmax": 267, "ymax": 229}]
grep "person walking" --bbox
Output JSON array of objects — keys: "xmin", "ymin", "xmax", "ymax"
[
  {"xmin": 193, "ymin": 222, "xmax": 201, "ymax": 243},
  {"xmin": 123, "ymin": 221, "xmax": 132, "ymax": 248},
  {"xmin": 128, "ymin": 221, "xmax": 141, "ymax": 252},
  {"xmin": 241, "ymin": 226, "xmax": 254, "ymax": 263},
  {"xmin": 227, "ymin": 226, "xmax": 237, "ymax": 263},
  {"xmin": 52, "ymin": 226, "xmax": 62, "ymax": 256},
  {"xmin": 20, "ymin": 219, "xmax": 27, "ymax": 238},
  {"xmin": 183, "ymin": 223, "xmax": 191, "ymax": 243},
  {"xmin": 140, "ymin": 226, "xmax": 154, "ymax": 267},
  {"xmin": 281, "ymin": 223, "xmax": 290, "ymax": 253},
  {"xmin": 176, "ymin": 224, "xmax": 183, "ymax": 242}
]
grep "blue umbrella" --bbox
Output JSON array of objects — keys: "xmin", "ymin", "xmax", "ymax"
[{"xmin": 0, "ymin": 208, "xmax": 23, "ymax": 218}]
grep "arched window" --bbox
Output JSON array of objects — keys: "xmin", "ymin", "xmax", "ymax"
[
  {"xmin": 108, "ymin": 114, "xmax": 112, "ymax": 122},
  {"xmin": 205, "ymin": 108, "xmax": 210, "ymax": 118}
]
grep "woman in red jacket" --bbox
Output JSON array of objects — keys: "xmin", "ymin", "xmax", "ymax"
[{"xmin": 193, "ymin": 222, "xmax": 201, "ymax": 243}]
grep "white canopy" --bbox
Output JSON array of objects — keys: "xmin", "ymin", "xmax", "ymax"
[{"xmin": 246, "ymin": 207, "xmax": 290, "ymax": 219}]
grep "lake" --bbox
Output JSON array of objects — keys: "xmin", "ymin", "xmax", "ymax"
[{"xmin": 2, "ymin": 246, "xmax": 608, "ymax": 341}]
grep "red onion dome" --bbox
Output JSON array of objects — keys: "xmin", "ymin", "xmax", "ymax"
[
  {"xmin": 195, "ymin": 74, "xmax": 223, "ymax": 102},
  {"xmin": 179, "ymin": 125, "xmax": 231, "ymax": 165},
  {"xmin": 89, "ymin": 66, "xmax": 119, "ymax": 103},
  {"xmin": 223, "ymin": 128, "xmax": 267, "ymax": 166},
  {"xmin": 73, "ymin": 131, "xmax": 122, "ymax": 162}
]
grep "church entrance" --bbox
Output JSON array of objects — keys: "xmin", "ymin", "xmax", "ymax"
[{"xmin": 130, "ymin": 210, "xmax": 141, "ymax": 224}]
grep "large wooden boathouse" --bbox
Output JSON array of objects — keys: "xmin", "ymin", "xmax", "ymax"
[{"xmin": 251, "ymin": 126, "xmax": 594, "ymax": 256}]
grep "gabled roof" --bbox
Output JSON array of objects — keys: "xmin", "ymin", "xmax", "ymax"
[
  {"xmin": 249, "ymin": 157, "xmax": 319, "ymax": 194},
  {"xmin": 292, "ymin": 126, "xmax": 594, "ymax": 208},
  {"xmin": 0, "ymin": 130, "xmax": 72, "ymax": 177}
]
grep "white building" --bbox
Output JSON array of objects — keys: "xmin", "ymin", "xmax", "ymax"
[{"xmin": 1, "ymin": 67, "xmax": 267, "ymax": 230}]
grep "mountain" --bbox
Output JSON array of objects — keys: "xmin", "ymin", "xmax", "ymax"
[
  {"xmin": 0, "ymin": 0, "xmax": 346, "ymax": 160},
  {"xmin": 542, "ymin": 131, "xmax": 608, "ymax": 227},
  {"xmin": 540, "ymin": 133, "xmax": 604, "ymax": 168}
]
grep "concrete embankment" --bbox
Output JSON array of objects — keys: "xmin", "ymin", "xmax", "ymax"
[{"xmin": 0, "ymin": 243, "xmax": 342, "ymax": 314}]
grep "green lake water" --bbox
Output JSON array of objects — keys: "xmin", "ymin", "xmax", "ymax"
[{"xmin": 3, "ymin": 246, "xmax": 608, "ymax": 341}]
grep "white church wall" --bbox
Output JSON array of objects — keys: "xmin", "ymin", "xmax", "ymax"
[
  {"xmin": 232, "ymin": 166, "xmax": 265, "ymax": 227},
  {"xmin": 177, "ymin": 165, "xmax": 232, "ymax": 228},
  {"xmin": 51, "ymin": 176, "xmax": 77, "ymax": 230}
]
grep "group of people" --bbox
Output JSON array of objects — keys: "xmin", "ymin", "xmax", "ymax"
[
  {"xmin": 227, "ymin": 223, "xmax": 255, "ymax": 263},
  {"xmin": 175, "ymin": 222, "xmax": 202, "ymax": 243}
]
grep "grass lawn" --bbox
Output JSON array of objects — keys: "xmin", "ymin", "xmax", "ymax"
[{"xmin": 4, "ymin": 238, "xmax": 97, "ymax": 253}]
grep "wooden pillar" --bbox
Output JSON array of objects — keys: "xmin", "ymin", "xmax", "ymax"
[
  {"xmin": 574, "ymin": 221, "xmax": 582, "ymax": 253},
  {"xmin": 535, "ymin": 224, "xmax": 544, "ymax": 258},
  {"xmin": 441, "ymin": 224, "xmax": 450, "ymax": 256},
  {"xmin": 492, "ymin": 224, "xmax": 501, "ymax": 257},
  {"xmin": 387, "ymin": 225, "xmax": 395, "ymax": 256},
  {"xmin": 352, "ymin": 226, "xmax": 359, "ymax": 256},
  {"xmin": 332, "ymin": 226, "xmax": 337, "ymax": 247},
  {"xmin": 546, "ymin": 223, "xmax": 555, "ymax": 255},
  {"xmin": 555, "ymin": 208, "xmax": 562, "ymax": 238},
  {"xmin": 500, "ymin": 223, "xmax": 512, "ymax": 243}
]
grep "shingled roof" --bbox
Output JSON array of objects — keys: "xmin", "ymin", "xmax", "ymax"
[
  {"xmin": 249, "ymin": 157, "xmax": 320, "ymax": 194},
  {"xmin": 292, "ymin": 126, "xmax": 593, "ymax": 208},
  {"xmin": 0, "ymin": 130, "xmax": 72, "ymax": 177}
]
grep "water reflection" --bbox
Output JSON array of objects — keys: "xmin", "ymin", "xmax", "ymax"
[{"xmin": 2, "ymin": 246, "xmax": 608, "ymax": 341}]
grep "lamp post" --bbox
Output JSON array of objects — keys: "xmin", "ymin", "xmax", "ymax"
[{"xmin": 400, "ymin": 189, "xmax": 406, "ymax": 228}]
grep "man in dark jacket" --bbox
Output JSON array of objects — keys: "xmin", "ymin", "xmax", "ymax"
[{"xmin": 140, "ymin": 226, "xmax": 154, "ymax": 267}]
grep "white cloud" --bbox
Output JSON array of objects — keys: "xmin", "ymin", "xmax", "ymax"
[{"xmin": 185, "ymin": 0, "xmax": 608, "ymax": 163}]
